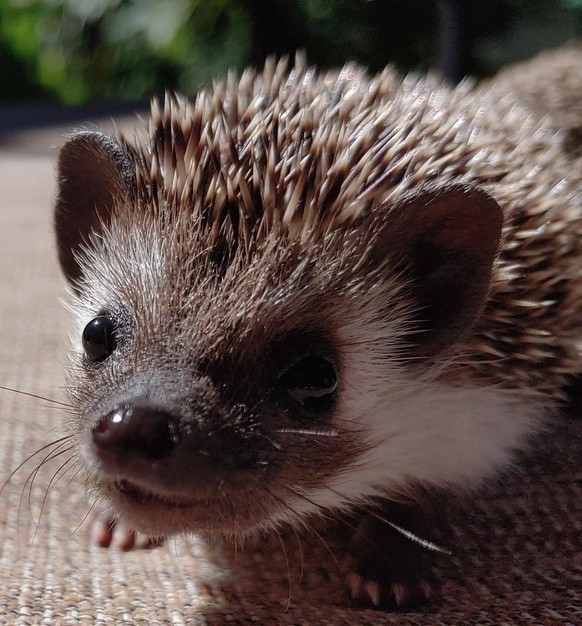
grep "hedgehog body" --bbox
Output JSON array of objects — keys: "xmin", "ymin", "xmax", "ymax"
[{"xmin": 54, "ymin": 53, "xmax": 581, "ymax": 575}]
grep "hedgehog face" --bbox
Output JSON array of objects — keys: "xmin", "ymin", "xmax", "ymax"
[
  {"xmin": 55, "ymin": 97, "xmax": 504, "ymax": 537},
  {"xmin": 63, "ymin": 214, "xmax": 367, "ymax": 536},
  {"xmin": 60, "ymin": 201, "xmax": 396, "ymax": 536}
]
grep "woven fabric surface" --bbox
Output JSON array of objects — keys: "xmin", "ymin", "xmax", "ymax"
[{"xmin": 0, "ymin": 131, "xmax": 580, "ymax": 626}]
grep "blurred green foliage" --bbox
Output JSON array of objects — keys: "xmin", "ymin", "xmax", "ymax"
[
  {"xmin": 0, "ymin": 0, "xmax": 581, "ymax": 104},
  {"xmin": 0, "ymin": 0, "xmax": 253, "ymax": 103}
]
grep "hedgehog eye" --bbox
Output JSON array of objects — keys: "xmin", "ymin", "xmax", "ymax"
[
  {"xmin": 82, "ymin": 316, "xmax": 117, "ymax": 363},
  {"xmin": 279, "ymin": 356, "xmax": 337, "ymax": 413}
]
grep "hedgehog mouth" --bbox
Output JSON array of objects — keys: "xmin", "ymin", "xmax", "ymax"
[{"xmin": 114, "ymin": 479, "xmax": 212, "ymax": 510}]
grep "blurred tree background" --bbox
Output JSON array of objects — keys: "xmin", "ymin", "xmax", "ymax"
[{"xmin": 0, "ymin": 0, "xmax": 581, "ymax": 105}]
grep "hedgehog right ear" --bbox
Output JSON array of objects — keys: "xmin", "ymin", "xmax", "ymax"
[
  {"xmin": 369, "ymin": 184, "xmax": 503, "ymax": 357},
  {"xmin": 54, "ymin": 131, "xmax": 135, "ymax": 285}
]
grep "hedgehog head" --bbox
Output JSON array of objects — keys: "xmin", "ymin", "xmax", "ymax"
[{"xmin": 54, "ymin": 65, "xmax": 503, "ymax": 538}]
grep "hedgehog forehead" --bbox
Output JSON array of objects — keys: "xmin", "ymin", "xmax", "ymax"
[{"xmin": 77, "ymin": 213, "xmax": 370, "ymax": 361}]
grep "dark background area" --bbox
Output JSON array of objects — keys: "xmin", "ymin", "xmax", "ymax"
[{"xmin": 1, "ymin": 0, "xmax": 581, "ymax": 108}]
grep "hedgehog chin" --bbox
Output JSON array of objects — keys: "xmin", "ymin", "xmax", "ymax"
[{"xmin": 96, "ymin": 478, "xmax": 283, "ymax": 539}]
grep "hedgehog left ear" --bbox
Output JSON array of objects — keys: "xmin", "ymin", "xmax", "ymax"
[
  {"xmin": 54, "ymin": 131, "xmax": 136, "ymax": 286},
  {"xmin": 371, "ymin": 184, "xmax": 503, "ymax": 357}
]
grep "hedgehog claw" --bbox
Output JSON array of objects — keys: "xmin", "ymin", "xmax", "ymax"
[
  {"xmin": 391, "ymin": 581, "xmax": 407, "ymax": 607},
  {"xmin": 83, "ymin": 506, "xmax": 163, "ymax": 550},
  {"xmin": 346, "ymin": 572, "xmax": 363, "ymax": 598},
  {"xmin": 364, "ymin": 580, "xmax": 381, "ymax": 606}
]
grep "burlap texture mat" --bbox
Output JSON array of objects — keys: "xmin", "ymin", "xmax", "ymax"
[{"xmin": 0, "ymin": 130, "xmax": 580, "ymax": 625}]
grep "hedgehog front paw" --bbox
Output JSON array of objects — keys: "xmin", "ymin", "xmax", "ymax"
[
  {"xmin": 83, "ymin": 506, "xmax": 163, "ymax": 550},
  {"xmin": 343, "ymin": 502, "xmax": 438, "ymax": 610}
]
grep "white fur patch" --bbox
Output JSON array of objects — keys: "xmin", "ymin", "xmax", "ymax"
[
  {"xmin": 283, "ymin": 315, "xmax": 547, "ymax": 521},
  {"xmin": 290, "ymin": 383, "xmax": 543, "ymax": 518}
]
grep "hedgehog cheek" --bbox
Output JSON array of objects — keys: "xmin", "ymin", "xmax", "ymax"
[
  {"xmin": 370, "ymin": 184, "xmax": 503, "ymax": 357},
  {"xmin": 54, "ymin": 131, "xmax": 136, "ymax": 286}
]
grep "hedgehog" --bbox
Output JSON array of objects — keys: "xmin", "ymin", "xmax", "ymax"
[{"xmin": 53, "ymin": 52, "xmax": 582, "ymax": 609}]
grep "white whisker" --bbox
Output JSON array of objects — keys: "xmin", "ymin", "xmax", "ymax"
[{"xmin": 275, "ymin": 428, "xmax": 340, "ymax": 437}]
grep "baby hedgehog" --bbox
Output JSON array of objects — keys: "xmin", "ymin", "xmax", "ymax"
[{"xmin": 54, "ymin": 52, "xmax": 582, "ymax": 609}]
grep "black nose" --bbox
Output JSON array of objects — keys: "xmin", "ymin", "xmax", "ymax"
[{"xmin": 92, "ymin": 402, "xmax": 180, "ymax": 461}]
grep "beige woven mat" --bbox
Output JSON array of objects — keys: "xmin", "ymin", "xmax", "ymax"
[{"xmin": 0, "ymin": 134, "xmax": 580, "ymax": 625}]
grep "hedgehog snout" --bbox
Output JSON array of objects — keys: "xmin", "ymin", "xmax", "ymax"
[
  {"xmin": 90, "ymin": 398, "xmax": 272, "ymax": 492},
  {"xmin": 92, "ymin": 402, "xmax": 180, "ymax": 467}
]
